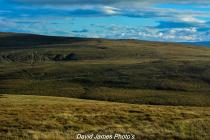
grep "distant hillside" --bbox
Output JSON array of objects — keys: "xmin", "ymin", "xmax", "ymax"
[
  {"xmin": 0, "ymin": 32, "xmax": 210, "ymax": 106},
  {"xmin": 182, "ymin": 41, "xmax": 210, "ymax": 47},
  {"xmin": 0, "ymin": 32, "xmax": 96, "ymax": 49},
  {"xmin": 0, "ymin": 32, "xmax": 190, "ymax": 49}
]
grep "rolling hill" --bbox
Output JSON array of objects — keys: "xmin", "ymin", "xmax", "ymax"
[{"xmin": 0, "ymin": 32, "xmax": 210, "ymax": 106}]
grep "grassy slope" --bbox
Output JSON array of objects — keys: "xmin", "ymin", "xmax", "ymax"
[
  {"xmin": 0, "ymin": 94, "xmax": 210, "ymax": 140},
  {"xmin": 0, "ymin": 33, "xmax": 210, "ymax": 106}
]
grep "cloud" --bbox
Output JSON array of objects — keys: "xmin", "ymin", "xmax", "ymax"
[
  {"xmin": 5, "ymin": 0, "xmax": 208, "ymax": 21},
  {"xmin": 82, "ymin": 24, "xmax": 204, "ymax": 42},
  {"xmin": 180, "ymin": 17, "xmax": 206, "ymax": 24},
  {"xmin": 1, "ymin": 15, "xmax": 210, "ymax": 42},
  {"xmin": 9, "ymin": 0, "xmax": 210, "ymax": 20},
  {"xmin": 156, "ymin": 21, "xmax": 196, "ymax": 29},
  {"xmin": 3, "ymin": 0, "xmax": 210, "ymax": 42},
  {"xmin": 68, "ymin": 9, "xmax": 104, "ymax": 16},
  {"xmin": 72, "ymin": 29, "xmax": 89, "ymax": 33},
  {"xmin": 90, "ymin": 22, "xmax": 210, "ymax": 42},
  {"xmin": 102, "ymin": 6, "xmax": 120, "ymax": 15},
  {"xmin": 155, "ymin": 18, "xmax": 210, "ymax": 29},
  {"xmin": 0, "ymin": 17, "xmax": 18, "ymax": 29},
  {"xmin": 11, "ymin": 0, "xmax": 210, "ymax": 7}
]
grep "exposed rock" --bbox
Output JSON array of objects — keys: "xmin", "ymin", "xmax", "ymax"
[
  {"xmin": 64, "ymin": 53, "xmax": 78, "ymax": 61},
  {"xmin": 53, "ymin": 54, "xmax": 65, "ymax": 61}
]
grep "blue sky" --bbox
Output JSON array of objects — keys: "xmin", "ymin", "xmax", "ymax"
[{"xmin": 1, "ymin": 0, "xmax": 210, "ymax": 42}]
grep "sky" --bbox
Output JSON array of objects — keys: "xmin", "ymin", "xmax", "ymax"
[{"xmin": 0, "ymin": 0, "xmax": 210, "ymax": 42}]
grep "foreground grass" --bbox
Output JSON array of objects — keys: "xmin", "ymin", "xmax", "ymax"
[{"xmin": 0, "ymin": 94, "xmax": 210, "ymax": 140}]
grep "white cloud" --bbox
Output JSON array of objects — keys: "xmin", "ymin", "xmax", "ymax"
[
  {"xmin": 102, "ymin": 6, "xmax": 120, "ymax": 15},
  {"xmin": 89, "ymin": 24, "xmax": 206, "ymax": 42},
  {"xmin": 180, "ymin": 17, "xmax": 206, "ymax": 24},
  {"xmin": 12, "ymin": 0, "xmax": 210, "ymax": 7},
  {"xmin": 3, "ymin": 0, "xmax": 210, "ymax": 42}
]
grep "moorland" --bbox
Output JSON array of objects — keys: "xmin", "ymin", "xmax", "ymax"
[{"xmin": 0, "ymin": 32, "xmax": 210, "ymax": 139}]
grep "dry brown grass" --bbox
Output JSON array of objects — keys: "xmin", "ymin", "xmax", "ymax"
[{"xmin": 0, "ymin": 94, "xmax": 210, "ymax": 140}]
